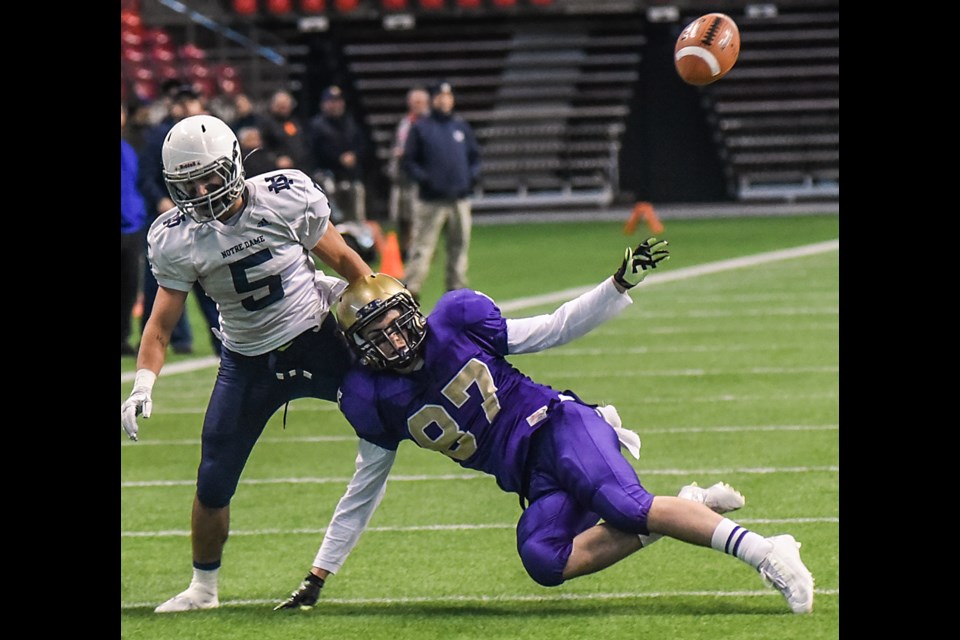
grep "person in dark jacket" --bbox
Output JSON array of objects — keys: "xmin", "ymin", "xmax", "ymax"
[
  {"xmin": 261, "ymin": 89, "xmax": 316, "ymax": 176},
  {"xmin": 401, "ymin": 81, "xmax": 481, "ymax": 301},
  {"xmin": 309, "ymin": 85, "xmax": 369, "ymax": 223}
]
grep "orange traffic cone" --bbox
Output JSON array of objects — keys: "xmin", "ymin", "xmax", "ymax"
[
  {"xmin": 624, "ymin": 201, "xmax": 665, "ymax": 236},
  {"xmin": 379, "ymin": 230, "xmax": 405, "ymax": 279}
]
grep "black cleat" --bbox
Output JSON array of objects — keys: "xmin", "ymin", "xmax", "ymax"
[{"xmin": 274, "ymin": 574, "xmax": 324, "ymax": 611}]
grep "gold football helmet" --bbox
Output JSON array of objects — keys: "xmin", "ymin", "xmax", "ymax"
[{"xmin": 336, "ymin": 274, "xmax": 426, "ymax": 370}]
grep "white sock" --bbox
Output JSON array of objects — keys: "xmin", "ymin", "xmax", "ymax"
[
  {"xmin": 710, "ymin": 518, "xmax": 773, "ymax": 569},
  {"xmin": 190, "ymin": 567, "xmax": 219, "ymax": 595}
]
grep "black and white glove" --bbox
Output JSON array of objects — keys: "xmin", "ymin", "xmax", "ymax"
[
  {"xmin": 613, "ymin": 237, "xmax": 670, "ymax": 289},
  {"xmin": 274, "ymin": 573, "xmax": 325, "ymax": 610}
]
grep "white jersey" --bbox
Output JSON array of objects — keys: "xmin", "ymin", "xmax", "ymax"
[{"xmin": 147, "ymin": 169, "xmax": 337, "ymax": 356}]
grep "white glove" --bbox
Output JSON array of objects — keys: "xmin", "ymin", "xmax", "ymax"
[{"xmin": 121, "ymin": 369, "xmax": 157, "ymax": 441}]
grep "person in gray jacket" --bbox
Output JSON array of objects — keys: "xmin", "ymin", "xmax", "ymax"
[{"xmin": 401, "ymin": 81, "xmax": 481, "ymax": 302}]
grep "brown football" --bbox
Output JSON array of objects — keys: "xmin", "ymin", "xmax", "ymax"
[{"xmin": 674, "ymin": 13, "xmax": 741, "ymax": 86}]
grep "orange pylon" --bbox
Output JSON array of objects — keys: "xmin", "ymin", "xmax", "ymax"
[
  {"xmin": 379, "ymin": 230, "xmax": 405, "ymax": 279},
  {"xmin": 624, "ymin": 201, "xmax": 664, "ymax": 236}
]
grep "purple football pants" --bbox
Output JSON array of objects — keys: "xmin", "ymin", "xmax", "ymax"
[{"xmin": 516, "ymin": 400, "xmax": 654, "ymax": 586}]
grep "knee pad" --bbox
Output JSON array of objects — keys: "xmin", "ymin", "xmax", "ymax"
[
  {"xmin": 518, "ymin": 537, "xmax": 568, "ymax": 587},
  {"xmin": 195, "ymin": 486, "xmax": 232, "ymax": 509},
  {"xmin": 196, "ymin": 468, "xmax": 235, "ymax": 509},
  {"xmin": 593, "ymin": 485, "xmax": 655, "ymax": 535}
]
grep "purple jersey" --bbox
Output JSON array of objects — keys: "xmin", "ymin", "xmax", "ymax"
[{"xmin": 338, "ymin": 289, "xmax": 563, "ymax": 494}]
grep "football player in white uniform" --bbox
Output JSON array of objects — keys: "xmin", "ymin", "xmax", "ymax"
[{"xmin": 120, "ymin": 114, "xmax": 373, "ymax": 613}]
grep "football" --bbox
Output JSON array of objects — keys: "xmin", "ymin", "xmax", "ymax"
[{"xmin": 674, "ymin": 13, "xmax": 740, "ymax": 86}]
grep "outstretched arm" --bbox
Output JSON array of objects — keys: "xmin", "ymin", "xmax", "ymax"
[
  {"xmin": 506, "ymin": 238, "xmax": 669, "ymax": 354},
  {"xmin": 275, "ymin": 439, "xmax": 396, "ymax": 609},
  {"xmin": 312, "ymin": 439, "xmax": 396, "ymax": 574}
]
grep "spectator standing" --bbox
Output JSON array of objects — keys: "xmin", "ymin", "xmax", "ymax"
[
  {"xmin": 309, "ymin": 85, "xmax": 369, "ymax": 223},
  {"xmin": 137, "ymin": 82, "xmax": 209, "ymax": 354},
  {"xmin": 123, "ymin": 98, "xmax": 152, "ymax": 153},
  {"xmin": 230, "ymin": 93, "xmax": 264, "ymax": 133},
  {"xmin": 388, "ymin": 86, "xmax": 430, "ymax": 259},
  {"xmin": 121, "ymin": 103, "xmax": 148, "ymax": 356},
  {"xmin": 261, "ymin": 89, "xmax": 315, "ymax": 174},
  {"xmin": 401, "ymin": 81, "xmax": 480, "ymax": 302}
]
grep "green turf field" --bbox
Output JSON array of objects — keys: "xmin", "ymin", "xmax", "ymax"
[{"xmin": 121, "ymin": 213, "xmax": 839, "ymax": 639}]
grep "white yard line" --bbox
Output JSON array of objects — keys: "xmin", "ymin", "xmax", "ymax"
[
  {"xmin": 120, "ymin": 239, "xmax": 839, "ymax": 384},
  {"xmin": 121, "ymin": 586, "xmax": 840, "ymax": 610},
  {"xmin": 122, "ymin": 516, "xmax": 839, "ymax": 539},
  {"xmin": 121, "ymin": 464, "xmax": 840, "ymax": 488}
]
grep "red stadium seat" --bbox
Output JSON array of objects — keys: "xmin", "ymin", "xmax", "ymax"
[
  {"xmin": 218, "ymin": 75, "xmax": 244, "ymax": 96},
  {"xmin": 218, "ymin": 64, "xmax": 240, "ymax": 80},
  {"xmin": 155, "ymin": 64, "xmax": 181, "ymax": 83},
  {"xmin": 335, "ymin": 0, "xmax": 360, "ymax": 11},
  {"xmin": 133, "ymin": 66, "xmax": 154, "ymax": 82},
  {"xmin": 492, "ymin": 0, "xmax": 516, "ymax": 7},
  {"xmin": 418, "ymin": 0, "xmax": 444, "ymax": 10},
  {"xmin": 120, "ymin": 9, "xmax": 143, "ymax": 33},
  {"xmin": 187, "ymin": 62, "xmax": 213, "ymax": 80},
  {"xmin": 122, "ymin": 46, "xmax": 146, "ymax": 64},
  {"xmin": 133, "ymin": 79, "xmax": 159, "ymax": 102},
  {"xmin": 266, "ymin": 0, "xmax": 293, "ymax": 13},
  {"xmin": 150, "ymin": 45, "xmax": 177, "ymax": 64},
  {"xmin": 121, "ymin": 29, "xmax": 143, "ymax": 48},
  {"xmin": 186, "ymin": 63, "xmax": 216, "ymax": 98},
  {"xmin": 179, "ymin": 43, "xmax": 207, "ymax": 61},
  {"xmin": 232, "ymin": 0, "xmax": 258, "ymax": 15},
  {"xmin": 455, "ymin": 0, "xmax": 481, "ymax": 7},
  {"xmin": 300, "ymin": 0, "xmax": 326, "ymax": 12},
  {"xmin": 143, "ymin": 27, "xmax": 172, "ymax": 48},
  {"xmin": 381, "ymin": 0, "xmax": 407, "ymax": 10},
  {"xmin": 214, "ymin": 63, "xmax": 244, "ymax": 95}
]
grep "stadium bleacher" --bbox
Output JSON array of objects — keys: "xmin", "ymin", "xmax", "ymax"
[
  {"xmin": 122, "ymin": 0, "xmax": 839, "ymax": 208},
  {"xmin": 692, "ymin": 5, "xmax": 840, "ymax": 201}
]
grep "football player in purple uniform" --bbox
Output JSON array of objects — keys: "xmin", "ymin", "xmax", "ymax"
[
  {"xmin": 276, "ymin": 240, "xmax": 815, "ymax": 614},
  {"xmin": 120, "ymin": 114, "xmax": 374, "ymax": 613}
]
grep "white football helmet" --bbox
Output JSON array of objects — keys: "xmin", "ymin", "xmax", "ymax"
[{"xmin": 162, "ymin": 114, "xmax": 245, "ymax": 223}]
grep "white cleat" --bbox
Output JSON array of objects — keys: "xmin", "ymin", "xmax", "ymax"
[
  {"xmin": 758, "ymin": 534, "xmax": 815, "ymax": 614},
  {"xmin": 154, "ymin": 588, "xmax": 219, "ymax": 613},
  {"xmin": 678, "ymin": 481, "xmax": 745, "ymax": 514}
]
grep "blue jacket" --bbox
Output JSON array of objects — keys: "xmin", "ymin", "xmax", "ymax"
[
  {"xmin": 403, "ymin": 110, "xmax": 480, "ymax": 201},
  {"xmin": 121, "ymin": 138, "xmax": 147, "ymax": 235},
  {"xmin": 137, "ymin": 117, "xmax": 175, "ymax": 216}
]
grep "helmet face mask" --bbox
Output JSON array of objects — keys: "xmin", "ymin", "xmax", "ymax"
[
  {"xmin": 162, "ymin": 115, "xmax": 245, "ymax": 223},
  {"xmin": 337, "ymin": 274, "xmax": 426, "ymax": 371}
]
